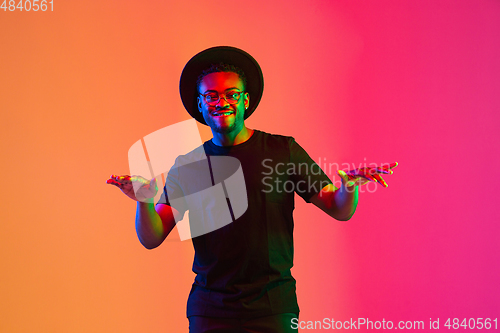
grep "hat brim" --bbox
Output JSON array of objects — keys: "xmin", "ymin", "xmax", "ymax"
[{"xmin": 179, "ymin": 46, "xmax": 264, "ymax": 125}]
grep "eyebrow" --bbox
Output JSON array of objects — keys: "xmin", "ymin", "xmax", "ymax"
[{"xmin": 202, "ymin": 87, "xmax": 243, "ymax": 94}]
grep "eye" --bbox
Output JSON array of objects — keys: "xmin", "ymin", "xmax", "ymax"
[
  {"xmin": 226, "ymin": 92, "xmax": 239, "ymax": 101},
  {"xmin": 205, "ymin": 93, "xmax": 218, "ymax": 102}
]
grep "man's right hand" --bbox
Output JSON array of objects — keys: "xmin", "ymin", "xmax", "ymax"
[{"xmin": 106, "ymin": 175, "xmax": 158, "ymax": 203}]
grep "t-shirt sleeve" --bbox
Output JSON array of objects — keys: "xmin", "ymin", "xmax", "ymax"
[{"xmin": 288, "ymin": 138, "xmax": 332, "ymax": 203}]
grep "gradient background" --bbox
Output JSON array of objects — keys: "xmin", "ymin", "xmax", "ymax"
[{"xmin": 1, "ymin": 0, "xmax": 499, "ymax": 332}]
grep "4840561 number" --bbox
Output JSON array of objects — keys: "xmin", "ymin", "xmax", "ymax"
[
  {"xmin": 1, "ymin": 0, "xmax": 53, "ymax": 11},
  {"xmin": 444, "ymin": 318, "xmax": 497, "ymax": 330}
]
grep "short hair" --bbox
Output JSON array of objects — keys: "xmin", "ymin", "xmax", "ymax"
[{"xmin": 196, "ymin": 63, "xmax": 247, "ymax": 93}]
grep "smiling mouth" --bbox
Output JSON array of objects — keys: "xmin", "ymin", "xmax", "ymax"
[{"xmin": 212, "ymin": 111, "xmax": 234, "ymax": 117}]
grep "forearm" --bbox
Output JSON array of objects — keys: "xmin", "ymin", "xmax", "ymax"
[
  {"xmin": 332, "ymin": 184, "xmax": 358, "ymax": 221},
  {"xmin": 135, "ymin": 201, "xmax": 168, "ymax": 249},
  {"xmin": 311, "ymin": 183, "xmax": 358, "ymax": 221}
]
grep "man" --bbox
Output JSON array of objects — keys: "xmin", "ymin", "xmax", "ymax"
[{"xmin": 107, "ymin": 46, "xmax": 397, "ymax": 332}]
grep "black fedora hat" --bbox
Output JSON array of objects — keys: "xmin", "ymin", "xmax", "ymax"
[{"xmin": 179, "ymin": 46, "xmax": 264, "ymax": 125}]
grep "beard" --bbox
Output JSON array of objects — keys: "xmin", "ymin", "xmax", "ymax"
[
  {"xmin": 209, "ymin": 118, "xmax": 240, "ymax": 134},
  {"xmin": 204, "ymin": 108, "xmax": 245, "ymax": 134}
]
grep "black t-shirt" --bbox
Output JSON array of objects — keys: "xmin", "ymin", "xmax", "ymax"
[{"xmin": 157, "ymin": 130, "xmax": 332, "ymax": 319}]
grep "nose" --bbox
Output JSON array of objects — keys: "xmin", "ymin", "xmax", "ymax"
[{"xmin": 215, "ymin": 95, "xmax": 230, "ymax": 108}]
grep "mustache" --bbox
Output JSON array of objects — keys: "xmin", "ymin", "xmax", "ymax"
[{"xmin": 215, "ymin": 105, "xmax": 232, "ymax": 111}]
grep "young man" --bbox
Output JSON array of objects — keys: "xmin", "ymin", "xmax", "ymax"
[{"xmin": 107, "ymin": 46, "xmax": 397, "ymax": 333}]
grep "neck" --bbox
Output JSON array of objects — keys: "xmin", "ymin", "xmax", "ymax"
[{"xmin": 211, "ymin": 126, "xmax": 254, "ymax": 146}]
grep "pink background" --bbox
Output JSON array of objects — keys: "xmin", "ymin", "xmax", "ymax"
[{"xmin": 1, "ymin": 0, "xmax": 499, "ymax": 331}]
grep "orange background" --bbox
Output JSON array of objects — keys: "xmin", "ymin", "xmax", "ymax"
[{"xmin": 1, "ymin": 1, "xmax": 499, "ymax": 332}]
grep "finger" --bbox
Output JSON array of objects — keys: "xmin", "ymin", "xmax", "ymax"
[
  {"xmin": 383, "ymin": 162, "xmax": 398, "ymax": 170},
  {"xmin": 363, "ymin": 174, "xmax": 378, "ymax": 183},
  {"xmin": 352, "ymin": 167, "xmax": 378, "ymax": 178},
  {"xmin": 345, "ymin": 169, "xmax": 360, "ymax": 178},
  {"xmin": 351, "ymin": 167, "xmax": 378, "ymax": 182},
  {"xmin": 374, "ymin": 166, "xmax": 392, "ymax": 174},
  {"xmin": 350, "ymin": 172, "xmax": 376, "ymax": 184},
  {"xmin": 362, "ymin": 167, "xmax": 385, "ymax": 175},
  {"xmin": 112, "ymin": 175, "xmax": 131, "ymax": 183},
  {"xmin": 355, "ymin": 178, "xmax": 370, "ymax": 186},
  {"xmin": 376, "ymin": 162, "xmax": 398, "ymax": 174},
  {"xmin": 347, "ymin": 173, "xmax": 357, "ymax": 180},
  {"xmin": 372, "ymin": 174, "xmax": 388, "ymax": 187},
  {"xmin": 338, "ymin": 170, "xmax": 349, "ymax": 183},
  {"xmin": 339, "ymin": 170, "xmax": 360, "ymax": 187},
  {"xmin": 106, "ymin": 179, "xmax": 123, "ymax": 188},
  {"xmin": 150, "ymin": 177, "xmax": 158, "ymax": 190}
]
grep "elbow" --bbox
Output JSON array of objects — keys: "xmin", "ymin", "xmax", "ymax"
[
  {"xmin": 333, "ymin": 213, "xmax": 354, "ymax": 221},
  {"xmin": 335, "ymin": 199, "xmax": 357, "ymax": 221},
  {"xmin": 142, "ymin": 242, "xmax": 159, "ymax": 250},
  {"xmin": 335, "ymin": 212, "xmax": 354, "ymax": 221},
  {"xmin": 331, "ymin": 207, "xmax": 356, "ymax": 221},
  {"xmin": 137, "ymin": 234, "xmax": 161, "ymax": 250}
]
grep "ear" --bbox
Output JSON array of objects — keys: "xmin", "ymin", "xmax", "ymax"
[
  {"xmin": 197, "ymin": 96, "xmax": 202, "ymax": 113},
  {"xmin": 244, "ymin": 92, "xmax": 250, "ymax": 110}
]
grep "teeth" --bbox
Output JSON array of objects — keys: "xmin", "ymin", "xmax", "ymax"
[{"xmin": 213, "ymin": 112, "xmax": 232, "ymax": 116}]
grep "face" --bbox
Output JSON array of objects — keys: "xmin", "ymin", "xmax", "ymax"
[{"xmin": 197, "ymin": 71, "xmax": 249, "ymax": 134}]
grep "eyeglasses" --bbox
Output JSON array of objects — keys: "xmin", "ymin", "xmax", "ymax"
[{"xmin": 199, "ymin": 90, "xmax": 246, "ymax": 106}]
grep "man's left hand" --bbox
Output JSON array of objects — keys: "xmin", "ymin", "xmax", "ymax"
[{"xmin": 338, "ymin": 162, "xmax": 398, "ymax": 188}]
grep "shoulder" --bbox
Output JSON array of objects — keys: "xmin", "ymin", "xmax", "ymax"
[
  {"xmin": 173, "ymin": 144, "xmax": 206, "ymax": 167},
  {"xmin": 254, "ymin": 129, "xmax": 296, "ymax": 148}
]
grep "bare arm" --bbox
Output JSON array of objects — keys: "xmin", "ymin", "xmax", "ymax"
[
  {"xmin": 310, "ymin": 183, "xmax": 358, "ymax": 221},
  {"xmin": 310, "ymin": 162, "xmax": 398, "ymax": 221},
  {"xmin": 107, "ymin": 174, "xmax": 179, "ymax": 249},
  {"xmin": 135, "ymin": 202, "xmax": 179, "ymax": 249}
]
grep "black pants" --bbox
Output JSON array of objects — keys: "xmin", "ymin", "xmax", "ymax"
[{"xmin": 188, "ymin": 313, "xmax": 299, "ymax": 333}]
